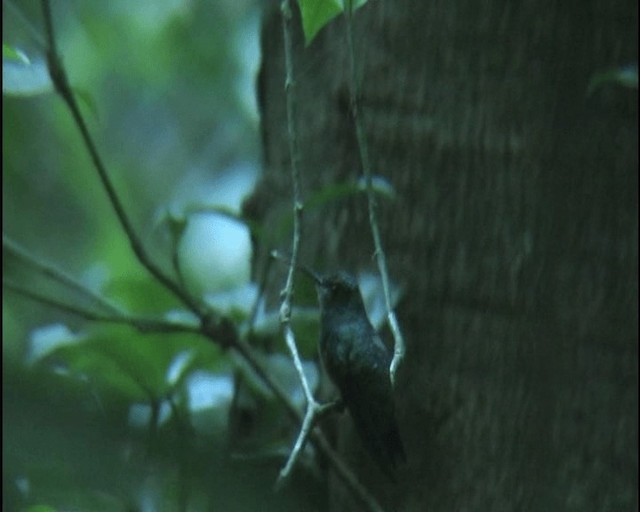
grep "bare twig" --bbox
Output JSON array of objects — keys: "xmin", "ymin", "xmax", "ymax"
[
  {"xmin": 343, "ymin": 1, "xmax": 406, "ymax": 385},
  {"xmin": 279, "ymin": 0, "xmax": 304, "ymax": 299},
  {"xmin": 3, "ymin": 233, "xmax": 122, "ymax": 316},
  {"xmin": 276, "ymin": 0, "xmax": 319, "ymax": 484},
  {"xmin": 3, "ymin": 278, "xmax": 199, "ymax": 334},
  {"xmin": 229, "ymin": 334, "xmax": 384, "ymax": 512},
  {"xmin": 40, "ymin": 0, "xmax": 205, "ymax": 319}
]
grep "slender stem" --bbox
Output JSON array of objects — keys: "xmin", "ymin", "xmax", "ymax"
[
  {"xmin": 344, "ymin": 2, "xmax": 406, "ymax": 385},
  {"xmin": 3, "ymin": 234, "xmax": 122, "ymax": 315},
  {"xmin": 4, "ymin": 279, "xmax": 118, "ymax": 323},
  {"xmin": 233, "ymin": 330, "xmax": 384, "ymax": 512},
  {"xmin": 275, "ymin": 399, "xmax": 316, "ymax": 488},
  {"xmin": 280, "ymin": 0, "xmax": 304, "ymax": 300},
  {"xmin": 276, "ymin": 0, "xmax": 318, "ymax": 483},
  {"xmin": 3, "ymin": 279, "xmax": 199, "ymax": 334},
  {"xmin": 40, "ymin": 0, "xmax": 205, "ymax": 318}
]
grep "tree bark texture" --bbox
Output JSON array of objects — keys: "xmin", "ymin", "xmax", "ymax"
[{"xmin": 247, "ymin": 1, "xmax": 637, "ymax": 510}]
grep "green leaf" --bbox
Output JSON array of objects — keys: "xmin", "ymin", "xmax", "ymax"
[
  {"xmin": 251, "ymin": 175, "xmax": 394, "ymax": 252},
  {"xmin": 305, "ymin": 175, "xmax": 396, "ymax": 210},
  {"xmin": 38, "ymin": 338, "xmax": 152, "ymax": 402},
  {"xmin": 25, "ymin": 506, "xmax": 57, "ymax": 512},
  {"xmin": 104, "ymin": 274, "xmax": 178, "ymax": 314},
  {"xmin": 27, "ymin": 323, "xmax": 83, "ymax": 365},
  {"xmin": 3, "ymin": 43, "xmax": 30, "ymax": 64},
  {"xmin": 35, "ymin": 324, "xmax": 221, "ymax": 403},
  {"xmin": 587, "ymin": 63, "xmax": 638, "ymax": 96},
  {"xmin": 298, "ymin": 0, "xmax": 369, "ymax": 46},
  {"xmin": 20, "ymin": 467, "xmax": 127, "ymax": 512},
  {"xmin": 72, "ymin": 87, "xmax": 101, "ymax": 121},
  {"xmin": 298, "ymin": 0, "xmax": 342, "ymax": 45}
]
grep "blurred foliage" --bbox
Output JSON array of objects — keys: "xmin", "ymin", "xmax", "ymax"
[
  {"xmin": 2, "ymin": 1, "xmax": 326, "ymax": 510},
  {"xmin": 587, "ymin": 62, "xmax": 638, "ymax": 96}
]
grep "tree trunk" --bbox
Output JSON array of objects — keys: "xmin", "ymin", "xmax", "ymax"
[{"xmin": 248, "ymin": 1, "xmax": 637, "ymax": 510}]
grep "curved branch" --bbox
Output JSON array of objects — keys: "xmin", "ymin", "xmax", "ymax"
[
  {"xmin": 40, "ymin": 0, "xmax": 205, "ymax": 318},
  {"xmin": 3, "ymin": 279, "xmax": 199, "ymax": 334},
  {"xmin": 3, "ymin": 234, "xmax": 121, "ymax": 315},
  {"xmin": 344, "ymin": 1, "xmax": 406, "ymax": 385}
]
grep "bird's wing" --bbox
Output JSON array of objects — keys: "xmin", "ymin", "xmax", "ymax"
[{"xmin": 342, "ymin": 332, "xmax": 406, "ymax": 474}]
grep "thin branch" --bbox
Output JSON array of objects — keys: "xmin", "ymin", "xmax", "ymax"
[
  {"xmin": 344, "ymin": 1, "xmax": 406, "ymax": 385},
  {"xmin": 3, "ymin": 279, "xmax": 199, "ymax": 335},
  {"xmin": 276, "ymin": 326, "xmax": 318, "ymax": 483},
  {"xmin": 276, "ymin": 394, "xmax": 317, "ymax": 486},
  {"xmin": 229, "ymin": 333, "xmax": 385, "ymax": 512},
  {"xmin": 40, "ymin": 0, "xmax": 204, "ymax": 318},
  {"xmin": 3, "ymin": 234, "xmax": 122, "ymax": 316},
  {"xmin": 276, "ymin": 0, "xmax": 321, "ymax": 485},
  {"xmin": 279, "ymin": 0, "xmax": 304, "ymax": 302},
  {"xmin": 3, "ymin": 0, "xmax": 47, "ymax": 49},
  {"xmin": 3, "ymin": 278, "xmax": 118, "ymax": 323},
  {"xmin": 275, "ymin": 396, "xmax": 345, "ymax": 489}
]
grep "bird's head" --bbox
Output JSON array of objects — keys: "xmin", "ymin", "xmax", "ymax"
[{"xmin": 315, "ymin": 272, "xmax": 363, "ymax": 311}]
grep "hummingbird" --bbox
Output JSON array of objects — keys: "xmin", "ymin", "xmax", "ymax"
[{"xmin": 313, "ymin": 271, "xmax": 406, "ymax": 481}]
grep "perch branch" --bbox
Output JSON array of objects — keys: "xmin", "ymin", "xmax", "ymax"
[
  {"xmin": 344, "ymin": 1, "xmax": 406, "ymax": 385},
  {"xmin": 275, "ymin": 0, "xmax": 323, "ymax": 486}
]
